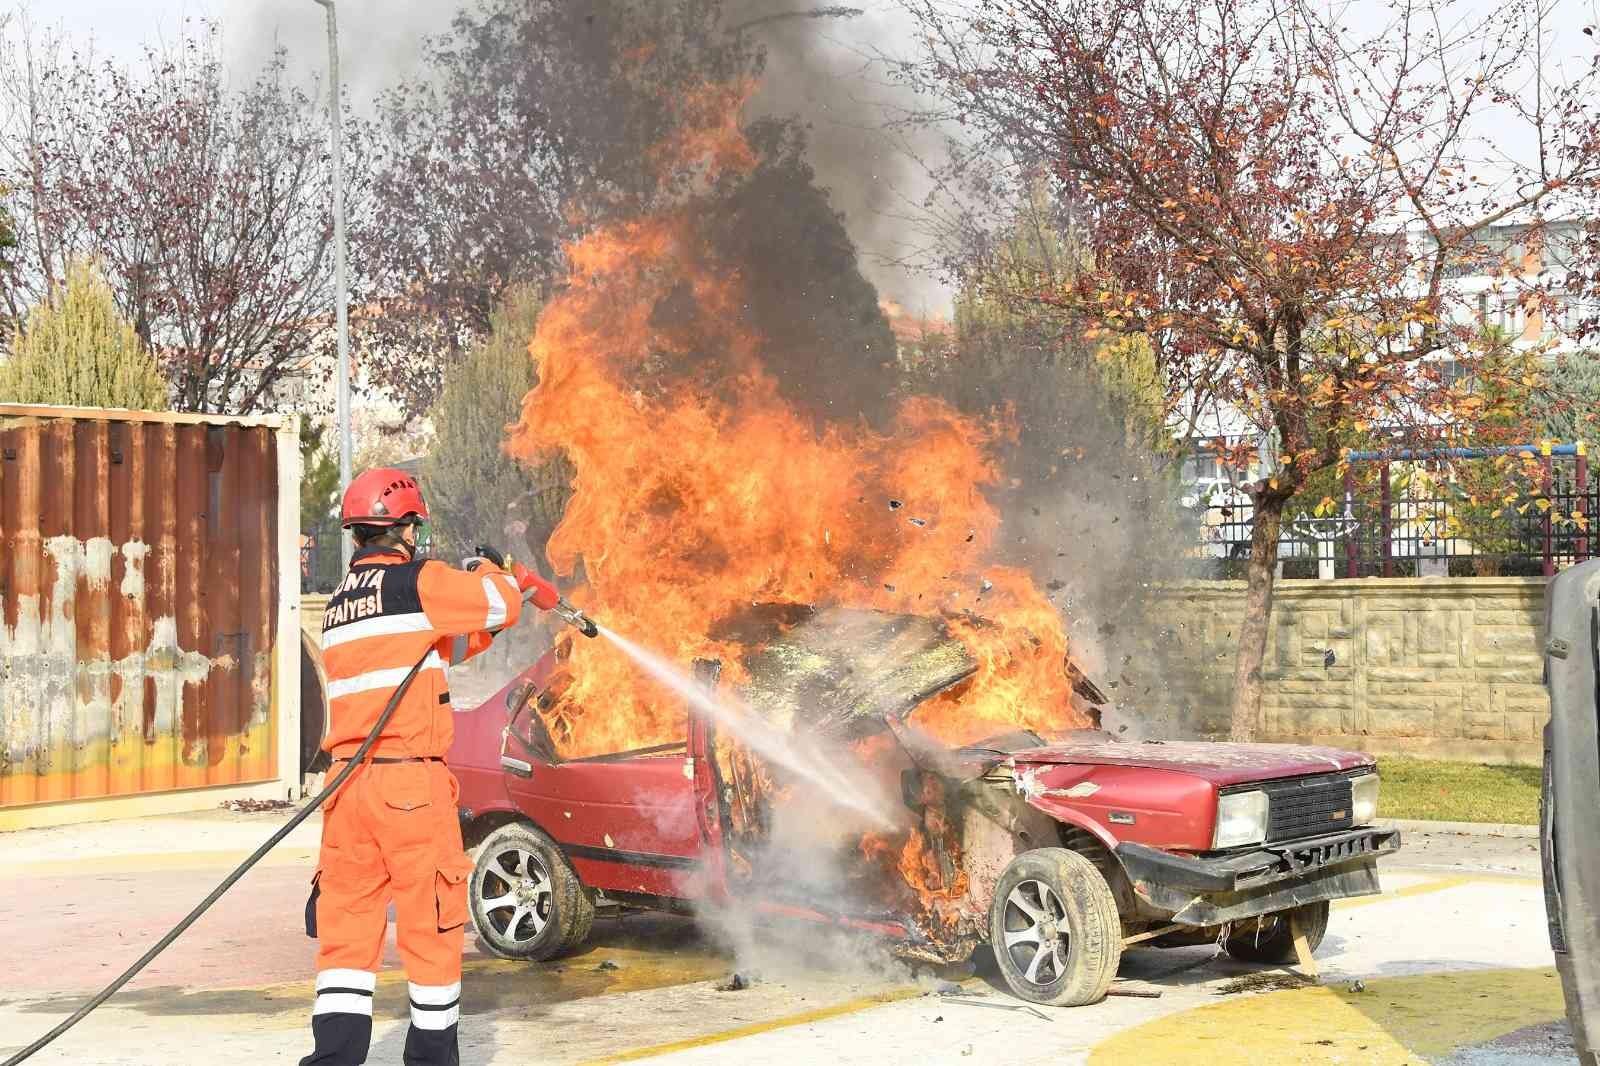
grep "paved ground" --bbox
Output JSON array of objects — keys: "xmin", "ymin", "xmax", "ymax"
[{"xmin": 0, "ymin": 813, "xmax": 1572, "ymax": 1065}]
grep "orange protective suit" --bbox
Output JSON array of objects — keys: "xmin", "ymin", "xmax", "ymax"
[{"xmin": 302, "ymin": 546, "xmax": 522, "ymax": 1066}]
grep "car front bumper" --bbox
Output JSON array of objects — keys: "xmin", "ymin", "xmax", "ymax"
[{"xmin": 1116, "ymin": 826, "xmax": 1402, "ymax": 926}]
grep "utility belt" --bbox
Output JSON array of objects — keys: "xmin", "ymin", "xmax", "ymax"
[{"xmin": 331, "ymin": 755, "xmax": 445, "ymax": 764}]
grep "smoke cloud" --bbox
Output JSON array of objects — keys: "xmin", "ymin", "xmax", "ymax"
[
  {"xmin": 227, "ymin": 0, "xmax": 1194, "ymax": 734},
  {"xmin": 728, "ymin": 0, "xmax": 951, "ymax": 312},
  {"xmin": 232, "ymin": 0, "xmax": 453, "ymax": 104},
  {"xmin": 231, "ymin": 0, "xmax": 947, "ymax": 312}
]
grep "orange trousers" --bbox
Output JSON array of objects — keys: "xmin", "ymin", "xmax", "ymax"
[{"xmin": 302, "ymin": 760, "xmax": 474, "ymax": 1066}]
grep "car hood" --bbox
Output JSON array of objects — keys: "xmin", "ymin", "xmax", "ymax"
[{"xmin": 1007, "ymin": 739, "xmax": 1374, "ymax": 787}]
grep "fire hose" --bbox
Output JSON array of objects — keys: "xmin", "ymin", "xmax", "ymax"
[{"xmin": 1, "ymin": 578, "xmax": 599, "ymax": 1066}]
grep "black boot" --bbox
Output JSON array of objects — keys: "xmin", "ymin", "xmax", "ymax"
[{"xmin": 402, "ymin": 981, "xmax": 460, "ymax": 1066}]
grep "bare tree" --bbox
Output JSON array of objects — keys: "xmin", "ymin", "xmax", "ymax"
[
  {"xmin": 901, "ymin": 0, "xmax": 1600, "ymax": 738},
  {"xmin": 0, "ymin": 19, "xmax": 343, "ymax": 413}
]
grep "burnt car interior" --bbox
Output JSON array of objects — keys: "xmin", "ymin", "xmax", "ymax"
[{"xmin": 497, "ymin": 605, "xmax": 1113, "ymax": 946}]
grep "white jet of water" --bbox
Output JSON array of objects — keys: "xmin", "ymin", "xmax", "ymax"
[{"xmin": 596, "ymin": 625, "xmax": 900, "ymax": 828}]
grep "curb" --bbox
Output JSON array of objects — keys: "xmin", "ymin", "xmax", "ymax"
[{"xmin": 1381, "ymin": 817, "xmax": 1539, "ymax": 839}]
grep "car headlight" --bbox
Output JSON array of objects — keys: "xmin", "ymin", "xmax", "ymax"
[
  {"xmin": 1350, "ymin": 772, "xmax": 1380, "ymax": 825},
  {"xmin": 1213, "ymin": 789, "xmax": 1269, "ymax": 849}
]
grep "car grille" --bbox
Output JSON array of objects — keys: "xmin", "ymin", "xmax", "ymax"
[{"xmin": 1257, "ymin": 773, "xmax": 1356, "ymax": 842}]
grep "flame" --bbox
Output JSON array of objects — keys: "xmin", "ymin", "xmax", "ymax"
[
  {"xmin": 507, "ymin": 80, "xmax": 1088, "ymax": 754},
  {"xmin": 505, "ymin": 78, "xmax": 1089, "ymax": 932}
]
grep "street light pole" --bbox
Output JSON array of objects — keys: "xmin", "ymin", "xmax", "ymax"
[{"xmin": 314, "ymin": 0, "xmax": 353, "ymax": 572}]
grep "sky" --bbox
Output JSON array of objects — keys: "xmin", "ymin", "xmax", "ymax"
[
  {"xmin": 18, "ymin": 0, "xmax": 953, "ymax": 313},
  {"xmin": 19, "ymin": 1, "xmax": 455, "ymax": 91},
  {"xmin": 24, "ymin": 0, "xmax": 1599, "ymax": 312}
]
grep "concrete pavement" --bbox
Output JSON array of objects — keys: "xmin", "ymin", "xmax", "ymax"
[{"xmin": 0, "ymin": 809, "xmax": 1570, "ymax": 1065}]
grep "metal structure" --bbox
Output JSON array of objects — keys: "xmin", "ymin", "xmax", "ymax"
[
  {"xmin": 1542, "ymin": 559, "xmax": 1600, "ymax": 1065},
  {"xmin": 301, "ymin": 513, "xmax": 344, "ymax": 594},
  {"xmin": 0, "ymin": 406, "xmax": 301, "ymax": 827},
  {"xmin": 313, "ymin": 0, "xmax": 353, "ymax": 572},
  {"xmin": 1192, "ymin": 442, "xmax": 1592, "ymax": 578},
  {"xmin": 1286, "ymin": 499, "xmax": 1361, "ymax": 580}
]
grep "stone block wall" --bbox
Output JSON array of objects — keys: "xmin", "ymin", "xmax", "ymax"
[
  {"xmin": 302, "ymin": 595, "xmax": 329, "ymax": 644},
  {"xmin": 305, "ymin": 583, "xmax": 1550, "ymax": 766},
  {"xmin": 1146, "ymin": 578, "xmax": 1547, "ymax": 766}
]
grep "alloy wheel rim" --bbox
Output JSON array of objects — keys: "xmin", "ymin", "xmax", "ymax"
[
  {"xmin": 479, "ymin": 846, "xmax": 554, "ymax": 944},
  {"xmin": 1002, "ymin": 878, "xmax": 1070, "ymax": 986}
]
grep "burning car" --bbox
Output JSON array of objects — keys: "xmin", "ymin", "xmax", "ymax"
[
  {"xmin": 449, "ymin": 74, "xmax": 1400, "ymax": 1007},
  {"xmin": 451, "ymin": 607, "xmax": 1399, "ymax": 1007}
]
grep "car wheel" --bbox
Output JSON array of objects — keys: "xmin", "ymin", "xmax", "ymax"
[
  {"xmin": 988, "ymin": 847, "xmax": 1123, "ymax": 1006},
  {"xmin": 470, "ymin": 821, "xmax": 595, "ymax": 961},
  {"xmin": 1223, "ymin": 901, "xmax": 1329, "ymax": 964}
]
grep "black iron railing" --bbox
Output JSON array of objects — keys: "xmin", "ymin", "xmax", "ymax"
[{"xmin": 1189, "ymin": 443, "xmax": 1595, "ymax": 578}]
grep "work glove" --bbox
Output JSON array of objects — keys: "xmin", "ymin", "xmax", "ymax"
[
  {"xmin": 511, "ymin": 561, "xmax": 562, "ymax": 611},
  {"xmin": 463, "ymin": 544, "xmax": 506, "ymax": 572}
]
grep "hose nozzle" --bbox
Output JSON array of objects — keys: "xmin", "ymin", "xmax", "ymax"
[{"xmin": 552, "ymin": 597, "xmax": 600, "ymax": 639}]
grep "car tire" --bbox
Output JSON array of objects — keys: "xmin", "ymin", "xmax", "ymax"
[
  {"xmin": 988, "ymin": 847, "xmax": 1123, "ymax": 1007},
  {"xmin": 1222, "ymin": 901, "xmax": 1330, "ymax": 964},
  {"xmin": 470, "ymin": 821, "xmax": 595, "ymax": 961}
]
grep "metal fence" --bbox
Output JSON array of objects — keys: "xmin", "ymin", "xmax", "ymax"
[
  {"xmin": 301, "ymin": 515, "xmax": 343, "ymax": 594},
  {"xmin": 1191, "ymin": 443, "xmax": 1593, "ymax": 578},
  {"xmin": 300, "ymin": 515, "xmax": 445, "ymax": 593}
]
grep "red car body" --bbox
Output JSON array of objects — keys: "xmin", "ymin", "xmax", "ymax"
[{"xmin": 450, "ymin": 654, "xmax": 1399, "ymax": 984}]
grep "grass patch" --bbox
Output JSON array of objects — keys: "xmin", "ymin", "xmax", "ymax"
[{"xmin": 1376, "ymin": 756, "xmax": 1541, "ymax": 824}]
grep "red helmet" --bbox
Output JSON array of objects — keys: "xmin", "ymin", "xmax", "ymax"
[{"xmin": 341, "ymin": 468, "xmax": 430, "ymax": 528}]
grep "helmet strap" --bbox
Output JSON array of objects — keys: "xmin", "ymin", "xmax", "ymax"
[{"xmin": 396, "ymin": 524, "xmax": 419, "ymax": 560}]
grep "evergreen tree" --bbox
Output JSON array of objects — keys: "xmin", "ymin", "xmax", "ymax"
[
  {"xmin": 300, "ymin": 421, "xmax": 341, "ymax": 528},
  {"xmin": 0, "ymin": 259, "xmax": 168, "ymax": 409},
  {"xmin": 1538, "ymin": 350, "xmax": 1600, "ymax": 446},
  {"xmin": 422, "ymin": 285, "xmax": 570, "ymax": 566}
]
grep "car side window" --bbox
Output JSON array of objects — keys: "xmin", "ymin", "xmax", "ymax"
[{"xmin": 507, "ymin": 688, "xmax": 561, "ymax": 765}]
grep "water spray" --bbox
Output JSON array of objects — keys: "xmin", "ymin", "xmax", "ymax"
[
  {"xmin": 595, "ymin": 625, "xmax": 900, "ymax": 828},
  {"xmin": 525, "ymin": 561, "xmax": 893, "ymax": 825}
]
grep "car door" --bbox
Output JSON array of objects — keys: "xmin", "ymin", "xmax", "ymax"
[{"xmin": 501, "ymin": 694, "xmax": 705, "ymax": 900}]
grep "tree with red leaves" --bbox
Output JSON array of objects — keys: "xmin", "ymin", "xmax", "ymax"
[{"xmin": 903, "ymin": 0, "xmax": 1600, "ymax": 738}]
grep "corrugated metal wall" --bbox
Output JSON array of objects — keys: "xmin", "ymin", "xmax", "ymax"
[{"xmin": 0, "ymin": 410, "xmax": 280, "ymax": 806}]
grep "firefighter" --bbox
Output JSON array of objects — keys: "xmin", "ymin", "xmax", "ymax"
[{"xmin": 302, "ymin": 467, "xmax": 549, "ymax": 1066}]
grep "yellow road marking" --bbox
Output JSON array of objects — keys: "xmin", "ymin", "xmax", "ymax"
[
  {"xmin": 1334, "ymin": 874, "xmax": 1475, "ymax": 910},
  {"xmin": 577, "ymin": 987, "xmax": 927, "ymax": 1065},
  {"xmin": 1335, "ymin": 870, "xmax": 1540, "ymax": 912},
  {"xmin": 1089, "ymin": 967, "xmax": 1563, "ymax": 1065}
]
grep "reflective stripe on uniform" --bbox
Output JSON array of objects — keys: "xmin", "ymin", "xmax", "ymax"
[
  {"xmin": 314, "ymin": 992, "xmax": 374, "ymax": 1016},
  {"xmin": 482, "ymin": 576, "xmax": 507, "ymax": 630},
  {"xmin": 320, "ymin": 612, "xmax": 435, "ymax": 650},
  {"xmin": 313, "ymin": 970, "xmax": 376, "ymax": 1017},
  {"xmin": 408, "ymin": 981, "xmax": 461, "ymax": 1030},
  {"xmin": 325, "ymin": 652, "xmax": 445, "ymax": 700}
]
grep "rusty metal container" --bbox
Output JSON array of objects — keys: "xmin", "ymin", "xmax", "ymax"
[{"xmin": 0, "ymin": 404, "xmax": 301, "ymax": 827}]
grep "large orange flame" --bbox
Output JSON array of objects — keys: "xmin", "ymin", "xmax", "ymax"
[{"xmin": 507, "ymin": 82, "xmax": 1088, "ymax": 761}]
